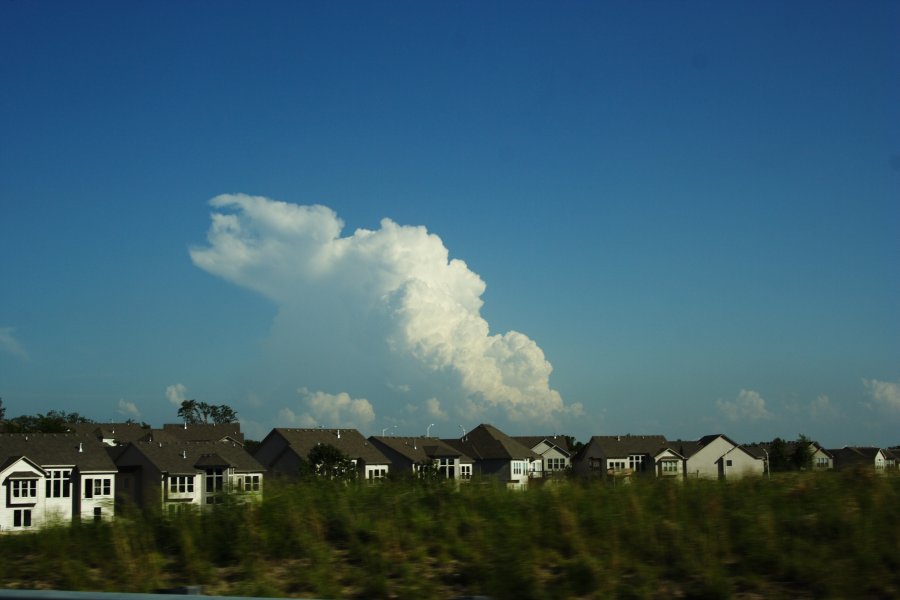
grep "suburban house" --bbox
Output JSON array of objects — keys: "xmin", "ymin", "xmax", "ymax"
[
  {"xmin": 810, "ymin": 444, "xmax": 834, "ymax": 470},
  {"xmin": 653, "ymin": 446, "xmax": 688, "ymax": 479},
  {"xmin": 369, "ymin": 436, "xmax": 473, "ymax": 481},
  {"xmin": 253, "ymin": 428, "xmax": 392, "ymax": 482},
  {"xmin": 571, "ymin": 435, "xmax": 670, "ymax": 481},
  {"xmin": 828, "ymin": 447, "xmax": 887, "ymax": 471},
  {"xmin": 113, "ymin": 439, "xmax": 264, "ymax": 512},
  {"xmin": 673, "ymin": 434, "xmax": 764, "ymax": 480},
  {"xmin": 513, "ymin": 435, "xmax": 572, "ymax": 479},
  {"xmin": 443, "ymin": 424, "xmax": 540, "ymax": 489},
  {"xmin": 0, "ymin": 433, "xmax": 117, "ymax": 533},
  {"xmin": 885, "ymin": 448, "xmax": 900, "ymax": 471}
]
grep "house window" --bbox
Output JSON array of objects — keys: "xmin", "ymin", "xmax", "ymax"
[
  {"xmin": 85, "ymin": 478, "xmax": 112, "ymax": 498},
  {"xmin": 725, "ymin": 459, "xmax": 733, "ymax": 467},
  {"xmin": 815, "ymin": 457, "xmax": 829, "ymax": 468},
  {"xmin": 93, "ymin": 507, "xmax": 102, "ymax": 523},
  {"xmin": 608, "ymin": 460, "xmax": 627, "ymax": 471},
  {"xmin": 546, "ymin": 457, "xmax": 566, "ymax": 471},
  {"xmin": 244, "ymin": 475, "xmax": 261, "ymax": 491},
  {"xmin": 11, "ymin": 479, "xmax": 37, "ymax": 498},
  {"xmin": 46, "ymin": 470, "xmax": 71, "ymax": 498},
  {"xmin": 512, "ymin": 461, "xmax": 524, "ymax": 476},
  {"xmin": 460, "ymin": 464, "xmax": 472, "ymax": 480},
  {"xmin": 435, "ymin": 457, "xmax": 455, "ymax": 479},
  {"xmin": 13, "ymin": 509, "xmax": 32, "ymax": 528},
  {"xmin": 661, "ymin": 461, "xmax": 679, "ymax": 473},
  {"xmin": 589, "ymin": 458, "xmax": 602, "ymax": 471},
  {"xmin": 366, "ymin": 468, "xmax": 387, "ymax": 483},
  {"xmin": 628, "ymin": 455, "xmax": 644, "ymax": 471},
  {"xmin": 169, "ymin": 476, "xmax": 194, "ymax": 494},
  {"xmin": 205, "ymin": 468, "xmax": 224, "ymax": 493}
]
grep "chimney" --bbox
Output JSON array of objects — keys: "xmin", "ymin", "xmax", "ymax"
[
  {"xmin": 78, "ymin": 442, "xmax": 83, "ymax": 453},
  {"xmin": 182, "ymin": 450, "xmax": 187, "ymax": 459},
  {"xmin": 337, "ymin": 429, "xmax": 341, "ymax": 439}
]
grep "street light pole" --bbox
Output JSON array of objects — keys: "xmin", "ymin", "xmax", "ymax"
[{"xmin": 426, "ymin": 423, "xmax": 435, "ymax": 438}]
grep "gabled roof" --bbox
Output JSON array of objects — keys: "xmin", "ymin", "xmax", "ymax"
[
  {"xmin": 582, "ymin": 435, "xmax": 668, "ymax": 458},
  {"xmin": 513, "ymin": 435, "xmax": 573, "ymax": 455},
  {"xmin": 370, "ymin": 436, "xmax": 469, "ymax": 463},
  {"xmin": 0, "ymin": 433, "xmax": 117, "ymax": 472},
  {"xmin": 119, "ymin": 440, "xmax": 264, "ymax": 474},
  {"xmin": 828, "ymin": 446, "xmax": 886, "ymax": 467},
  {"xmin": 669, "ymin": 434, "xmax": 743, "ymax": 459},
  {"xmin": 161, "ymin": 423, "xmax": 245, "ymax": 444},
  {"xmin": 0, "ymin": 455, "xmax": 46, "ymax": 476},
  {"xmin": 654, "ymin": 447, "xmax": 686, "ymax": 460},
  {"xmin": 263, "ymin": 428, "xmax": 391, "ymax": 465},
  {"xmin": 444, "ymin": 424, "xmax": 540, "ymax": 461}
]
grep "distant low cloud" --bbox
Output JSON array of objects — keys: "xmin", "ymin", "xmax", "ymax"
[
  {"xmin": 165, "ymin": 383, "xmax": 187, "ymax": 406},
  {"xmin": 279, "ymin": 388, "xmax": 376, "ymax": 430},
  {"xmin": 425, "ymin": 397, "xmax": 447, "ymax": 420},
  {"xmin": 716, "ymin": 389, "xmax": 773, "ymax": 422},
  {"xmin": 117, "ymin": 399, "xmax": 141, "ymax": 420},
  {"xmin": 863, "ymin": 379, "xmax": 900, "ymax": 413},
  {"xmin": 0, "ymin": 327, "xmax": 27, "ymax": 359},
  {"xmin": 190, "ymin": 194, "xmax": 578, "ymax": 422},
  {"xmin": 808, "ymin": 394, "xmax": 839, "ymax": 420}
]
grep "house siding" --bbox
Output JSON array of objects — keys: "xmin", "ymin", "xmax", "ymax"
[{"xmin": 685, "ymin": 438, "xmax": 763, "ymax": 479}]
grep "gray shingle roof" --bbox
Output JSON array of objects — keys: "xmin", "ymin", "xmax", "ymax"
[
  {"xmin": 267, "ymin": 428, "xmax": 391, "ymax": 465},
  {"xmin": 0, "ymin": 433, "xmax": 117, "ymax": 471},
  {"xmin": 121, "ymin": 440, "xmax": 264, "ymax": 474},
  {"xmin": 161, "ymin": 423, "xmax": 245, "ymax": 444},
  {"xmin": 513, "ymin": 435, "xmax": 573, "ymax": 454},
  {"xmin": 584, "ymin": 435, "xmax": 669, "ymax": 457},
  {"xmin": 68, "ymin": 422, "xmax": 150, "ymax": 443},
  {"xmin": 370, "ymin": 436, "xmax": 470, "ymax": 463},
  {"xmin": 444, "ymin": 424, "xmax": 540, "ymax": 461}
]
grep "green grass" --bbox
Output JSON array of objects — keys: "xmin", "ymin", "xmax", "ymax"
[{"xmin": 1, "ymin": 470, "xmax": 898, "ymax": 599}]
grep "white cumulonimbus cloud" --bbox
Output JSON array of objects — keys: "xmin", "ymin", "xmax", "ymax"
[
  {"xmin": 716, "ymin": 389, "xmax": 773, "ymax": 422},
  {"xmin": 863, "ymin": 379, "xmax": 900, "ymax": 413},
  {"xmin": 190, "ymin": 194, "xmax": 577, "ymax": 422}
]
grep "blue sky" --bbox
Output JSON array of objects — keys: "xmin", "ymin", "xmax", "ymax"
[{"xmin": 1, "ymin": 1, "xmax": 897, "ymax": 447}]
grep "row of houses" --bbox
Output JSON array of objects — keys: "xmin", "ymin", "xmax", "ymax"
[{"xmin": 2, "ymin": 421, "xmax": 897, "ymax": 533}]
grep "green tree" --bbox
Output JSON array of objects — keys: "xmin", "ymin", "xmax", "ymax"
[
  {"xmin": 4, "ymin": 410, "xmax": 92, "ymax": 433},
  {"xmin": 307, "ymin": 443, "xmax": 356, "ymax": 481},
  {"xmin": 0, "ymin": 397, "xmax": 5, "ymax": 422},
  {"xmin": 790, "ymin": 434, "xmax": 815, "ymax": 471},
  {"xmin": 177, "ymin": 400, "xmax": 238, "ymax": 424},
  {"xmin": 767, "ymin": 438, "xmax": 791, "ymax": 472}
]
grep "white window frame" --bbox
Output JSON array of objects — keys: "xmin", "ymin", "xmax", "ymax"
[{"xmin": 11, "ymin": 479, "xmax": 37, "ymax": 498}]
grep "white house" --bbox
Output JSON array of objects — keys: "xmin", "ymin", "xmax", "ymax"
[
  {"xmin": 0, "ymin": 434, "xmax": 117, "ymax": 533},
  {"xmin": 513, "ymin": 436, "xmax": 572, "ymax": 479}
]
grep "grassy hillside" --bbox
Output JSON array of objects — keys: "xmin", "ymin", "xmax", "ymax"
[{"xmin": 1, "ymin": 469, "xmax": 897, "ymax": 599}]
